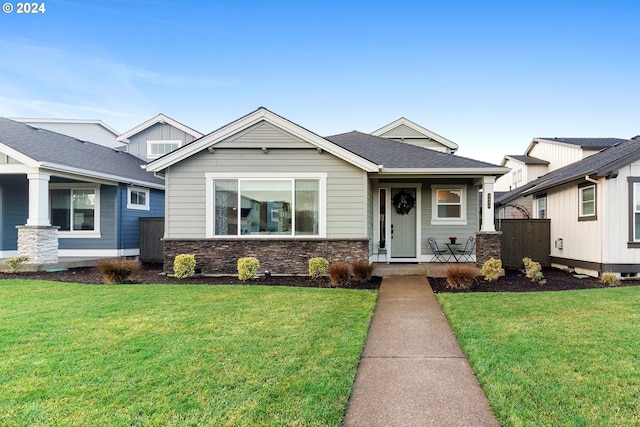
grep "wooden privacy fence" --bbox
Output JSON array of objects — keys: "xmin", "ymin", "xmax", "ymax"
[
  {"xmin": 139, "ymin": 217, "xmax": 164, "ymax": 263},
  {"xmin": 496, "ymin": 219, "xmax": 550, "ymax": 268}
]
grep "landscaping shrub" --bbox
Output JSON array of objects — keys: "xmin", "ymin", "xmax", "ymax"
[
  {"xmin": 97, "ymin": 259, "xmax": 141, "ymax": 284},
  {"xmin": 237, "ymin": 257, "xmax": 259, "ymax": 281},
  {"xmin": 480, "ymin": 257, "xmax": 502, "ymax": 282},
  {"xmin": 4, "ymin": 255, "xmax": 29, "ymax": 273},
  {"xmin": 328, "ymin": 262, "xmax": 351, "ymax": 287},
  {"xmin": 308, "ymin": 257, "xmax": 329, "ymax": 279},
  {"xmin": 523, "ymin": 257, "xmax": 546, "ymax": 285},
  {"xmin": 351, "ymin": 259, "xmax": 374, "ymax": 283},
  {"xmin": 600, "ymin": 272, "xmax": 620, "ymax": 286},
  {"xmin": 173, "ymin": 254, "xmax": 196, "ymax": 279},
  {"xmin": 445, "ymin": 263, "xmax": 480, "ymax": 290}
]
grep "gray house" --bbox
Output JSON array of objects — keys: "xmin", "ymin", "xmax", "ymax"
[{"xmin": 146, "ymin": 107, "xmax": 508, "ymax": 275}]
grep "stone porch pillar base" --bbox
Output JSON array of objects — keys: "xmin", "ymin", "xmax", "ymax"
[
  {"xmin": 475, "ymin": 231, "xmax": 502, "ymax": 267},
  {"xmin": 17, "ymin": 226, "xmax": 59, "ymax": 265}
]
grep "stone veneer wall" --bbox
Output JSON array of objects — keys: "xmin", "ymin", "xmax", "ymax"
[
  {"xmin": 17, "ymin": 226, "xmax": 59, "ymax": 266},
  {"xmin": 163, "ymin": 238, "xmax": 370, "ymax": 275},
  {"xmin": 475, "ymin": 231, "xmax": 502, "ymax": 267}
]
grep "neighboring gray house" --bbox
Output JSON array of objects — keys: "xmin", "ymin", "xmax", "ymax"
[
  {"xmin": 146, "ymin": 107, "xmax": 508, "ymax": 275},
  {"xmin": 0, "ymin": 112, "xmax": 208, "ymax": 268},
  {"xmin": 496, "ymin": 136, "xmax": 640, "ymax": 278}
]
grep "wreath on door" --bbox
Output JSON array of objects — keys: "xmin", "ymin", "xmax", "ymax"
[{"xmin": 392, "ymin": 190, "xmax": 415, "ymax": 215}]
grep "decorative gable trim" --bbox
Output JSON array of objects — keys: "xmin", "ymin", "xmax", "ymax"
[
  {"xmin": 146, "ymin": 107, "xmax": 380, "ymax": 173},
  {"xmin": 116, "ymin": 113, "xmax": 203, "ymax": 142},
  {"xmin": 371, "ymin": 117, "xmax": 458, "ymax": 151}
]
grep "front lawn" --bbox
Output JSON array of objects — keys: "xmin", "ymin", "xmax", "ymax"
[
  {"xmin": 0, "ymin": 280, "xmax": 377, "ymax": 426},
  {"xmin": 437, "ymin": 287, "xmax": 640, "ymax": 426}
]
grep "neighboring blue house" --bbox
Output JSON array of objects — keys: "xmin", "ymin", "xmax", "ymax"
[{"xmin": 0, "ymin": 114, "xmax": 200, "ymax": 269}]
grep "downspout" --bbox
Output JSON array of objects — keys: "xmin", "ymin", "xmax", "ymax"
[{"xmin": 585, "ymin": 175, "xmax": 598, "ymax": 184}]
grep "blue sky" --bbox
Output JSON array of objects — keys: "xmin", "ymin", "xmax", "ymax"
[{"xmin": 1, "ymin": 0, "xmax": 639, "ymax": 163}]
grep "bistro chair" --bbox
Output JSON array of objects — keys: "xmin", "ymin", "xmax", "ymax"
[
  {"xmin": 427, "ymin": 237, "xmax": 450, "ymax": 262},
  {"xmin": 455, "ymin": 235, "xmax": 476, "ymax": 262}
]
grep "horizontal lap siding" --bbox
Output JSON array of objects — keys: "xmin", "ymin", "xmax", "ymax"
[
  {"xmin": 1, "ymin": 175, "xmax": 28, "ymax": 250},
  {"xmin": 120, "ymin": 187, "xmax": 165, "ymax": 250},
  {"xmin": 166, "ymin": 149, "xmax": 367, "ymax": 239}
]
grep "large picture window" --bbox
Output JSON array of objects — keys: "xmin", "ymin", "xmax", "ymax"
[
  {"xmin": 50, "ymin": 185, "xmax": 100, "ymax": 235},
  {"xmin": 579, "ymin": 184, "xmax": 596, "ymax": 220},
  {"xmin": 207, "ymin": 174, "xmax": 325, "ymax": 237}
]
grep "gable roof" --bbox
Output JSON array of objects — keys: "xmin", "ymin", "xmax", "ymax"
[
  {"xmin": 146, "ymin": 107, "xmax": 381, "ymax": 173},
  {"xmin": 497, "ymin": 137, "xmax": 640, "ymax": 202},
  {"xmin": 116, "ymin": 113, "xmax": 203, "ymax": 142},
  {"xmin": 12, "ymin": 118, "xmax": 122, "ymax": 149},
  {"xmin": 501, "ymin": 154, "xmax": 550, "ymax": 166},
  {"xmin": 371, "ymin": 117, "xmax": 459, "ymax": 152},
  {"xmin": 525, "ymin": 137, "xmax": 628, "ymax": 155},
  {"xmin": 326, "ymin": 131, "xmax": 506, "ymax": 174},
  {"xmin": 0, "ymin": 117, "xmax": 164, "ymax": 188}
]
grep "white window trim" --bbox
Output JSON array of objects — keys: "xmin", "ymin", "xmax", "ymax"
[
  {"xmin": 127, "ymin": 187, "xmax": 150, "ymax": 211},
  {"xmin": 205, "ymin": 172, "xmax": 327, "ymax": 238},
  {"xmin": 633, "ymin": 182, "xmax": 640, "ymax": 242},
  {"xmin": 147, "ymin": 139, "xmax": 183, "ymax": 159},
  {"xmin": 50, "ymin": 183, "xmax": 101, "ymax": 238},
  {"xmin": 579, "ymin": 184, "xmax": 596, "ymax": 217},
  {"xmin": 430, "ymin": 185, "xmax": 468, "ymax": 225},
  {"xmin": 536, "ymin": 196, "xmax": 547, "ymax": 219}
]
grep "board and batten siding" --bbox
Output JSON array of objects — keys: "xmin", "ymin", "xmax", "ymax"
[
  {"xmin": 126, "ymin": 123, "xmax": 199, "ymax": 161},
  {"xmin": 602, "ymin": 161, "xmax": 640, "ymax": 265},
  {"xmin": 165, "ymin": 149, "xmax": 368, "ymax": 239},
  {"xmin": 547, "ymin": 180, "xmax": 603, "ymax": 264},
  {"xmin": 529, "ymin": 141, "xmax": 583, "ymax": 173}
]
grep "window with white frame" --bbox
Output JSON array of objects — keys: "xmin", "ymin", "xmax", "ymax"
[
  {"xmin": 431, "ymin": 185, "xmax": 467, "ymax": 224},
  {"xmin": 127, "ymin": 187, "xmax": 150, "ymax": 210},
  {"xmin": 147, "ymin": 140, "xmax": 182, "ymax": 158},
  {"xmin": 536, "ymin": 195, "xmax": 547, "ymax": 219},
  {"xmin": 579, "ymin": 184, "xmax": 596, "ymax": 219},
  {"xmin": 207, "ymin": 173, "xmax": 325, "ymax": 237},
  {"xmin": 50, "ymin": 185, "xmax": 100, "ymax": 235}
]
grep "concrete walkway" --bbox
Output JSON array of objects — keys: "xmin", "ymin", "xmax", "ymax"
[{"xmin": 343, "ymin": 276, "xmax": 499, "ymax": 427}]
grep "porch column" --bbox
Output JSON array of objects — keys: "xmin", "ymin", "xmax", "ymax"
[
  {"xmin": 26, "ymin": 172, "xmax": 51, "ymax": 226},
  {"xmin": 481, "ymin": 176, "xmax": 496, "ymax": 232}
]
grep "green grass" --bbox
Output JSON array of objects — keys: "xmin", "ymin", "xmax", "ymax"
[
  {"xmin": 437, "ymin": 287, "xmax": 640, "ymax": 426},
  {"xmin": 0, "ymin": 280, "xmax": 377, "ymax": 426}
]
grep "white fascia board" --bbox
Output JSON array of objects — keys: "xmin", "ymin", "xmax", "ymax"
[
  {"xmin": 13, "ymin": 118, "xmax": 120, "ymax": 137},
  {"xmin": 146, "ymin": 108, "xmax": 380, "ymax": 173},
  {"xmin": 379, "ymin": 167, "xmax": 510, "ymax": 176},
  {"xmin": 0, "ymin": 142, "xmax": 39, "ymax": 167},
  {"xmin": 39, "ymin": 162, "xmax": 165, "ymax": 190},
  {"xmin": 117, "ymin": 113, "xmax": 203, "ymax": 142},
  {"xmin": 371, "ymin": 117, "xmax": 459, "ymax": 150}
]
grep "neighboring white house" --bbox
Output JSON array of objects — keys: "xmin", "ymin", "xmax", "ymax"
[
  {"xmin": 496, "ymin": 136, "xmax": 640, "ymax": 278},
  {"xmin": 12, "ymin": 118, "xmax": 123, "ymax": 149},
  {"xmin": 495, "ymin": 137, "xmax": 627, "ymax": 218}
]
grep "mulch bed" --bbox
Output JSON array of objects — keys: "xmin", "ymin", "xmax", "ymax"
[
  {"xmin": 429, "ymin": 267, "xmax": 640, "ymax": 293},
  {"xmin": 0, "ymin": 263, "xmax": 382, "ymax": 290},
  {"xmin": 3, "ymin": 264, "xmax": 639, "ymax": 293}
]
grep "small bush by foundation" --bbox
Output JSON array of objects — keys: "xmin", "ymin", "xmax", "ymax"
[
  {"xmin": 600, "ymin": 272, "xmax": 620, "ymax": 286},
  {"xmin": 328, "ymin": 262, "xmax": 351, "ymax": 287},
  {"xmin": 308, "ymin": 257, "xmax": 329, "ymax": 279},
  {"xmin": 351, "ymin": 260, "xmax": 374, "ymax": 283},
  {"xmin": 238, "ymin": 257, "xmax": 260, "ymax": 281},
  {"xmin": 97, "ymin": 259, "xmax": 141, "ymax": 284},
  {"xmin": 480, "ymin": 257, "xmax": 502, "ymax": 282},
  {"xmin": 4, "ymin": 255, "xmax": 29, "ymax": 273},
  {"xmin": 523, "ymin": 257, "xmax": 546, "ymax": 285},
  {"xmin": 173, "ymin": 254, "xmax": 196, "ymax": 279},
  {"xmin": 445, "ymin": 263, "xmax": 480, "ymax": 290}
]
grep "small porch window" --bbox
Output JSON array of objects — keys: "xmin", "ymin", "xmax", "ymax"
[
  {"xmin": 50, "ymin": 184, "xmax": 100, "ymax": 236},
  {"xmin": 431, "ymin": 185, "xmax": 467, "ymax": 225}
]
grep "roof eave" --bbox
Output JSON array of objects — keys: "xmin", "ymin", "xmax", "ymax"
[
  {"xmin": 379, "ymin": 167, "xmax": 509, "ymax": 176},
  {"xmin": 40, "ymin": 162, "xmax": 165, "ymax": 189},
  {"xmin": 116, "ymin": 113, "xmax": 203, "ymax": 142}
]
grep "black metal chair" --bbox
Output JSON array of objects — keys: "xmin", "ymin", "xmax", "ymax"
[
  {"xmin": 455, "ymin": 236, "xmax": 476, "ymax": 262},
  {"xmin": 428, "ymin": 237, "xmax": 450, "ymax": 262}
]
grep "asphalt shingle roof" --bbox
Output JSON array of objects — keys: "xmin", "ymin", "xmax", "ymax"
[
  {"xmin": 325, "ymin": 131, "xmax": 502, "ymax": 169},
  {"xmin": 505, "ymin": 155, "xmax": 549, "ymax": 165},
  {"xmin": 0, "ymin": 117, "xmax": 163, "ymax": 187},
  {"xmin": 497, "ymin": 137, "xmax": 640, "ymax": 203}
]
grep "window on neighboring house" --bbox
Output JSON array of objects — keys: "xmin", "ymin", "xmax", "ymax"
[
  {"xmin": 536, "ymin": 195, "xmax": 547, "ymax": 219},
  {"xmin": 431, "ymin": 186, "xmax": 467, "ymax": 224},
  {"xmin": 207, "ymin": 174, "xmax": 325, "ymax": 237},
  {"xmin": 50, "ymin": 185, "xmax": 100, "ymax": 235},
  {"xmin": 579, "ymin": 184, "xmax": 596, "ymax": 220},
  {"xmin": 127, "ymin": 187, "xmax": 150, "ymax": 210},
  {"xmin": 147, "ymin": 140, "xmax": 182, "ymax": 158},
  {"xmin": 631, "ymin": 180, "xmax": 640, "ymax": 242}
]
